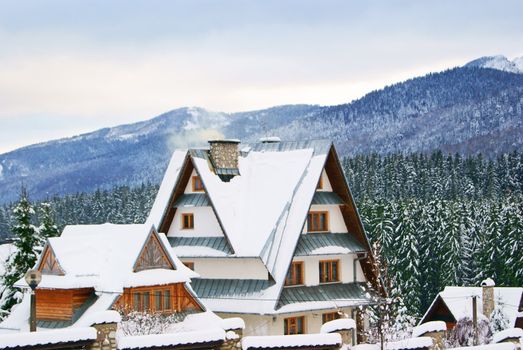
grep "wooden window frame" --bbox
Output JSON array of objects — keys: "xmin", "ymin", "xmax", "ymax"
[
  {"xmin": 192, "ymin": 176, "xmax": 204, "ymax": 192},
  {"xmin": 181, "ymin": 213, "xmax": 194, "ymax": 230},
  {"xmin": 154, "ymin": 290, "xmax": 162, "ymax": 312},
  {"xmin": 183, "ymin": 262, "xmax": 194, "ymax": 270},
  {"xmin": 317, "ymin": 175, "xmax": 323, "ymax": 190},
  {"xmin": 284, "ymin": 316, "xmax": 305, "ymax": 335},
  {"xmin": 322, "ymin": 312, "xmax": 340, "ymax": 324},
  {"xmin": 307, "ymin": 211, "xmax": 329, "ymax": 233},
  {"xmin": 319, "ymin": 259, "xmax": 340, "ymax": 283},
  {"xmin": 285, "ymin": 261, "xmax": 304, "ymax": 286}
]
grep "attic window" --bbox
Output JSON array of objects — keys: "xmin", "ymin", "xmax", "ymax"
[
  {"xmin": 317, "ymin": 175, "xmax": 323, "ymax": 190},
  {"xmin": 285, "ymin": 261, "xmax": 304, "ymax": 286},
  {"xmin": 182, "ymin": 213, "xmax": 194, "ymax": 229},
  {"xmin": 319, "ymin": 260, "xmax": 339, "ymax": 283},
  {"xmin": 307, "ymin": 211, "xmax": 329, "ymax": 232},
  {"xmin": 192, "ymin": 176, "xmax": 204, "ymax": 192}
]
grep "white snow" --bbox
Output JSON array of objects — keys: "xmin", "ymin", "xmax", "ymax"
[
  {"xmin": 123, "ymin": 269, "xmax": 193, "ymax": 288},
  {"xmin": 74, "ymin": 310, "xmax": 121, "ymax": 327},
  {"xmin": 117, "ymin": 328, "xmax": 225, "ymax": 349},
  {"xmin": 242, "ymin": 333, "xmax": 342, "ymax": 350},
  {"xmin": 514, "ymin": 56, "xmax": 523, "ymax": 72},
  {"xmin": 221, "ymin": 317, "xmax": 245, "ymax": 330},
  {"xmin": 412, "ymin": 321, "xmax": 446, "ymax": 337},
  {"xmin": 0, "ymin": 327, "xmax": 96, "ymax": 348},
  {"xmin": 352, "ymin": 345, "xmax": 380, "ymax": 350},
  {"xmin": 465, "ymin": 55, "xmax": 522, "ymax": 73},
  {"xmin": 0, "ymin": 243, "xmax": 14, "ymax": 276},
  {"xmin": 258, "ymin": 137, "xmax": 281, "ymax": 143},
  {"xmin": 452, "ymin": 343, "xmax": 517, "ymax": 350},
  {"xmin": 310, "ymin": 246, "xmax": 354, "ymax": 255},
  {"xmin": 493, "ymin": 327, "xmax": 523, "ymax": 343},
  {"xmin": 320, "ymin": 318, "xmax": 356, "ymax": 333},
  {"xmin": 146, "ymin": 150, "xmax": 188, "ymax": 228},
  {"xmin": 385, "ymin": 337, "xmax": 433, "ymax": 350},
  {"xmin": 481, "ymin": 278, "xmax": 495, "ymax": 287},
  {"xmin": 172, "ymin": 245, "xmax": 228, "ymax": 257}
]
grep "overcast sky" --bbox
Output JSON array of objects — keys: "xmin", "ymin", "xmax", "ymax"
[{"xmin": 0, "ymin": 0, "xmax": 522, "ymax": 153}]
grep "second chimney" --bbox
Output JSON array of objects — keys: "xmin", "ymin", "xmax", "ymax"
[
  {"xmin": 481, "ymin": 278, "xmax": 495, "ymax": 319},
  {"xmin": 208, "ymin": 139, "xmax": 240, "ymax": 181}
]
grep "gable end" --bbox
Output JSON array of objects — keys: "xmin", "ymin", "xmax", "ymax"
[
  {"xmin": 38, "ymin": 245, "xmax": 65, "ymax": 276},
  {"xmin": 134, "ymin": 230, "xmax": 176, "ymax": 272}
]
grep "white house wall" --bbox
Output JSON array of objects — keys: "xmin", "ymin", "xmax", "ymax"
[
  {"xmin": 219, "ymin": 307, "xmax": 354, "ymax": 336},
  {"xmin": 182, "ymin": 258, "xmax": 268, "ymax": 280},
  {"xmin": 167, "ymin": 206, "xmax": 224, "ymax": 237},
  {"xmin": 292, "ymin": 254, "xmax": 365, "ymax": 285},
  {"xmin": 184, "ymin": 169, "xmax": 201, "ymax": 193},
  {"xmin": 304, "ymin": 205, "xmax": 348, "ymax": 233}
]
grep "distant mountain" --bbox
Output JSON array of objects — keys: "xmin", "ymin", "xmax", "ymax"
[
  {"xmin": 1, "ymin": 62, "xmax": 523, "ymax": 204},
  {"xmin": 465, "ymin": 55, "xmax": 523, "ymax": 73}
]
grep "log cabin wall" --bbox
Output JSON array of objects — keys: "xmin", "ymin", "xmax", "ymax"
[
  {"xmin": 36, "ymin": 288, "xmax": 94, "ymax": 321},
  {"xmin": 115, "ymin": 282, "xmax": 202, "ymax": 314}
]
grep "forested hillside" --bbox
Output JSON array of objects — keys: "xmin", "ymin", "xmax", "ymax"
[
  {"xmin": 1, "ymin": 65, "xmax": 522, "ymax": 204},
  {"xmin": 1, "ymin": 151, "xmax": 522, "ymax": 318}
]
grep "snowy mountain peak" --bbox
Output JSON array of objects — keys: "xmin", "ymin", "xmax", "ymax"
[{"xmin": 464, "ymin": 55, "xmax": 522, "ymax": 73}]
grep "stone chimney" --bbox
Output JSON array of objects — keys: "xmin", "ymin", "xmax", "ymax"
[
  {"xmin": 208, "ymin": 139, "xmax": 240, "ymax": 182},
  {"xmin": 481, "ymin": 278, "xmax": 495, "ymax": 319}
]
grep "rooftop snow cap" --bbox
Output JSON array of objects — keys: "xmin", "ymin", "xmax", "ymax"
[
  {"xmin": 258, "ymin": 136, "xmax": 281, "ymax": 144},
  {"xmin": 208, "ymin": 139, "xmax": 241, "ymax": 182}
]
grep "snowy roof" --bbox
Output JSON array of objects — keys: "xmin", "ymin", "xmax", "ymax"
[
  {"xmin": 493, "ymin": 327, "xmax": 523, "ymax": 343},
  {"xmin": 420, "ymin": 286, "xmax": 523, "ymax": 327},
  {"xmin": 320, "ymin": 318, "xmax": 356, "ymax": 333},
  {"xmin": 147, "ymin": 140, "xmax": 375, "ymax": 313},
  {"xmin": 452, "ymin": 344, "xmax": 517, "ymax": 350},
  {"xmin": 0, "ymin": 327, "xmax": 96, "ymax": 349},
  {"xmin": 242, "ymin": 333, "xmax": 342, "ymax": 350},
  {"xmin": 385, "ymin": 337, "xmax": 433, "ymax": 350},
  {"xmin": 15, "ymin": 223, "xmax": 196, "ymax": 292},
  {"xmin": 412, "ymin": 321, "xmax": 446, "ymax": 337}
]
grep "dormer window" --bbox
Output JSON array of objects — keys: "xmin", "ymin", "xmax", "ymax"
[
  {"xmin": 181, "ymin": 213, "xmax": 194, "ymax": 229},
  {"xmin": 285, "ymin": 261, "xmax": 304, "ymax": 286},
  {"xmin": 192, "ymin": 176, "xmax": 204, "ymax": 192},
  {"xmin": 307, "ymin": 211, "xmax": 329, "ymax": 232}
]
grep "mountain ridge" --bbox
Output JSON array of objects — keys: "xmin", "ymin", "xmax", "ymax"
[{"xmin": 1, "ymin": 63, "xmax": 523, "ymax": 204}]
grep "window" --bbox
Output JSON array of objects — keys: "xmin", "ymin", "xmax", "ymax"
[
  {"xmin": 183, "ymin": 262, "xmax": 194, "ymax": 270},
  {"xmin": 285, "ymin": 261, "xmax": 304, "ymax": 286},
  {"xmin": 163, "ymin": 289, "xmax": 171, "ymax": 310},
  {"xmin": 192, "ymin": 176, "xmax": 204, "ymax": 192},
  {"xmin": 322, "ymin": 312, "xmax": 340, "ymax": 324},
  {"xmin": 181, "ymin": 213, "xmax": 194, "ymax": 229},
  {"xmin": 143, "ymin": 292, "xmax": 150, "ymax": 311},
  {"xmin": 319, "ymin": 260, "xmax": 340, "ymax": 283},
  {"xmin": 307, "ymin": 211, "xmax": 329, "ymax": 232},
  {"xmin": 284, "ymin": 316, "xmax": 305, "ymax": 335},
  {"xmin": 133, "ymin": 292, "xmax": 142, "ymax": 311},
  {"xmin": 317, "ymin": 175, "xmax": 323, "ymax": 190},
  {"xmin": 154, "ymin": 291, "xmax": 162, "ymax": 311}
]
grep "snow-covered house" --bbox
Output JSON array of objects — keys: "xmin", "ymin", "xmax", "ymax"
[
  {"xmin": 420, "ymin": 280, "xmax": 523, "ymax": 331},
  {"xmin": 146, "ymin": 139, "xmax": 382, "ymax": 337},
  {"xmin": 1, "ymin": 223, "xmax": 204, "ymax": 331}
]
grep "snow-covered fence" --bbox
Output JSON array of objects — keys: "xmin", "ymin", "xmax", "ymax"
[
  {"xmin": 242, "ymin": 333, "xmax": 342, "ymax": 350},
  {"xmin": 320, "ymin": 318, "xmax": 356, "ymax": 346},
  {"xmin": 384, "ymin": 337, "xmax": 433, "ymax": 350},
  {"xmin": 412, "ymin": 321, "xmax": 446, "ymax": 350}
]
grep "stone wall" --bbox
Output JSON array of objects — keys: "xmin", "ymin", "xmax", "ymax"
[
  {"xmin": 422, "ymin": 330, "xmax": 445, "ymax": 350},
  {"xmin": 209, "ymin": 140, "xmax": 240, "ymax": 170},
  {"xmin": 220, "ymin": 328, "xmax": 243, "ymax": 350},
  {"xmin": 88, "ymin": 323, "xmax": 117, "ymax": 350}
]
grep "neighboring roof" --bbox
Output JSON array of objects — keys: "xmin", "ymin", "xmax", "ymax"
[
  {"xmin": 385, "ymin": 337, "xmax": 433, "ymax": 350},
  {"xmin": 0, "ymin": 327, "xmax": 96, "ymax": 350},
  {"xmin": 277, "ymin": 282, "xmax": 375, "ymax": 313},
  {"xmin": 117, "ymin": 329, "xmax": 225, "ymax": 350},
  {"xmin": 295, "ymin": 233, "xmax": 366, "ymax": 256},
  {"xmin": 169, "ymin": 237, "xmax": 233, "ymax": 257},
  {"xmin": 420, "ymin": 286, "xmax": 523, "ymax": 327},
  {"xmin": 14, "ymin": 223, "xmax": 196, "ymax": 292}
]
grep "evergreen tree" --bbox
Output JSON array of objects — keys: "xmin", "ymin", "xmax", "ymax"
[
  {"xmin": 37, "ymin": 202, "xmax": 59, "ymax": 253},
  {"xmin": 0, "ymin": 188, "xmax": 39, "ymax": 317}
]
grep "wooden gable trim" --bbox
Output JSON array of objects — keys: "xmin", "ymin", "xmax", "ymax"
[
  {"xmin": 134, "ymin": 229, "xmax": 176, "ymax": 272},
  {"xmin": 419, "ymin": 295, "xmax": 457, "ymax": 329},
  {"xmin": 158, "ymin": 153, "xmax": 236, "ymax": 254},
  {"xmin": 38, "ymin": 244, "xmax": 65, "ymax": 276},
  {"xmin": 323, "ymin": 145, "xmax": 384, "ymax": 295}
]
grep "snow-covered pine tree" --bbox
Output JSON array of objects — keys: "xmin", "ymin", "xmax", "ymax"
[
  {"xmin": 0, "ymin": 188, "xmax": 39, "ymax": 317},
  {"xmin": 37, "ymin": 202, "xmax": 59, "ymax": 253},
  {"xmin": 490, "ymin": 296, "xmax": 509, "ymax": 333}
]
